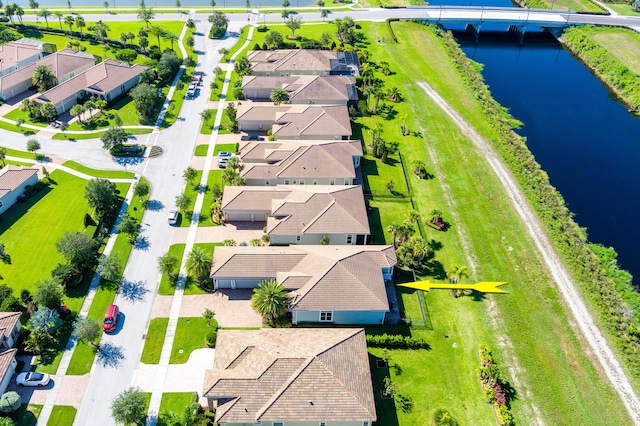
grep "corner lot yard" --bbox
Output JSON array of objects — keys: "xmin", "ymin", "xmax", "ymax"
[{"xmin": 0, "ymin": 170, "xmax": 129, "ymax": 311}]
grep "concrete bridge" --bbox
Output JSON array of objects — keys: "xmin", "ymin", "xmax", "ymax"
[{"xmin": 404, "ymin": 6, "xmax": 587, "ymax": 40}]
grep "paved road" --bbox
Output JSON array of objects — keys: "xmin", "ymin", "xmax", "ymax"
[
  {"xmin": 17, "ymin": 6, "xmax": 640, "ymax": 30},
  {"xmin": 71, "ymin": 19, "xmax": 242, "ymax": 426}
]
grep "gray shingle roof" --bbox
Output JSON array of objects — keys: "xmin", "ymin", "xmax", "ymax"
[{"xmin": 203, "ymin": 328, "xmax": 376, "ymax": 423}]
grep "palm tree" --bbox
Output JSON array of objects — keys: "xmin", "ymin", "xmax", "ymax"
[
  {"xmin": 54, "ymin": 11, "xmax": 63, "ymax": 29},
  {"xmin": 38, "ymin": 9, "xmax": 52, "ymax": 27},
  {"xmin": 64, "ymin": 15, "xmax": 75, "ymax": 32},
  {"xmin": 104, "ymin": 0, "xmax": 109, "ymax": 12},
  {"xmin": 70, "ymin": 104, "xmax": 85, "ymax": 124},
  {"xmin": 388, "ymin": 86, "xmax": 401, "ymax": 103},
  {"xmin": 15, "ymin": 6, "xmax": 24, "ymax": 24},
  {"xmin": 270, "ymin": 87, "xmax": 289, "ymax": 105},
  {"xmin": 251, "ymin": 279, "xmax": 288, "ymax": 325},
  {"xmin": 249, "ymin": 238, "xmax": 262, "ymax": 247},
  {"xmin": 210, "ymin": 0, "xmax": 216, "ymax": 12},
  {"xmin": 387, "ymin": 223, "xmax": 401, "ymax": 247},
  {"xmin": 75, "ymin": 16, "xmax": 85, "ymax": 37},
  {"xmin": 157, "ymin": 253, "xmax": 179, "ymax": 278},
  {"xmin": 447, "ymin": 264, "xmax": 469, "ymax": 298},
  {"xmin": 32, "ymin": 65, "xmax": 55, "ymax": 92},
  {"xmin": 185, "ymin": 247, "xmax": 212, "ymax": 285},
  {"xmin": 406, "ymin": 210, "xmax": 420, "ymax": 223},
  {"xmin": 0, "ymin": 147, "xmax": 6, "ymax": 168},
  {"xmin": 162, "ymin": 31, "xmax": 178, "ymax": 51},
  {"xmin": 149, "ymin": 25, "xmax": 164, "ymax": 50},
  {"xmin": 5, "ymin": 4, "xmax": 15, "ymax": 23}
]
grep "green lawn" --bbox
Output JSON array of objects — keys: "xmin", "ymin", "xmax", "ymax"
[
  {"xmin": 158, "ymin": 244, "xmax": 186, "ymax": 295},
  {"xmin": 61, "ymin": 160, "xmax": 134, "ymax": 179},
  {"xmin": 169, "ymin": 317, "xmax": 218, "ymax": 364},
  {"xmin": 47, "ymin": 406, "xmax": 76, "ymax": 426},
  {"xmin": 178, "ymin": 170, "xmax": 224, "ymax": 228},
  {"xmin": 16, "ymin": 404, "xmax": 43, "ymax": 426},
  {"xmin": 20, "ymin": 21, "xmax": 184, "ymax": 61},
  {"xmin": 159, "ymin": 392, "xmax": 198, "ymax": 417},
  {"xmin": 589, "ymin": 26, "xmax": 640, "ymax": 75},
  {"xmin": 0, "ymin": 171, "xmax": 90, "ymax": 295},
  {"xmin": 214, "ymin": 143, "xmax": 238, "ymax": 155},
  {"xmin": 606, "ymin": 2, "xmax": 640, "ymax": 15},
  {"xmin": 194, "ymin": 144, "xmax": 209, "ymax": 156},
  {"xmin": 141, "ymin": 317, "xmax": 169, "ymax": 364},
  {"xmin": 65, "ymin": 96, "xmax": 142, "ymax": 130},
  {"xmin": 199, "ymin": 109, "xmax": 217, "ymax": 134},
  {"xmin": 4, "ymin": 108, "xmax": 49, "ymax": 128},
  {"xmin": 52, "ymin": 127, "xmax": 153, "ymax": 140},
  {"xmin": 0, "ymin": 119, "xmax": 37, "ymax": 135},
  {"xmin": 349, "ymin": 20, "xmax": 631, "ymax": 425}
]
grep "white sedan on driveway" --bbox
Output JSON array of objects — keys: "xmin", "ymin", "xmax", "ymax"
[{"xmin": 16, "ymin": 372, "xmax": 50, "ymax": 387}]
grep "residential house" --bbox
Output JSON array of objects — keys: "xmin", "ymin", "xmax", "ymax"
[
  {"xmin": 0, "ymin": 166, "xmax": 39, "ymax": 215},
  {"xmin": 0, "ymin": 49, "xmax": 95, "ymax": 101},
  {"xmin": 222, "ymin": 185, "xmax": 370, "ymax": 245},
  {"xmin": 242, "ymin": 75, "xmax": 358, "ymax": 106},
  {"xmin": 35, "ymin": 59, "xmax": 147, "ymax": 114},
  {"xmin": 246, "ymin": 49, "xmax": 360, "ymax": 76},
  {"xmin": 210, "ymin": 245, "xmax": 396, "ymax": 324},
  {"xmin": 237, "ymin": 104, "xmax": 352, "ymax": 140},
  {"xmin": 0, "ymin": 313, "xmax": 22, "ymax": 395},
  {"xmin": 239, "ymin": 140, "xmax": 363, "ymax": 186},
  {"xmin": 203, "ymin": 328, "xmax": 376, "ymax": 425},
  {"xmin": 0, "ymin": 39, "xmax": 54, "ymax": 78}
]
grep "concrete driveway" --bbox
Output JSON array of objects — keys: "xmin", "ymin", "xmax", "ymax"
[
  {"xmin": 150, "ymin": 290, "xmax": 262, "ymax": 328},
  {"xmin": 169, "ymin": 222, "xmax": 265, "ymax": 245}
]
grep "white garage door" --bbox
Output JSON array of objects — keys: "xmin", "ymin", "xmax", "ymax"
[{"xmin": 227, "ymin": 212, "xmax": 252, "ymax": 222}]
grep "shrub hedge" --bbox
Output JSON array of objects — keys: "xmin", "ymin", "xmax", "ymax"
[
  {"xmin": 366, "ymin": 333, "xmax": 430, "ymax": 349},
  {"xmin": 477, "ymin": 346, "xmax": 514, "ymax": 426},
  {"xmin": 423, "ymin": 21, "xmax": 640, "ymax": 380}
]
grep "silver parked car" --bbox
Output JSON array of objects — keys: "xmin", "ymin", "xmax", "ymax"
[{"xmin": 16, "ymin": 372, "xmax": 50, "ymax": 387}]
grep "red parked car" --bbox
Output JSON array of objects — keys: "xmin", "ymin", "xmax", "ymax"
[{"xmin": 103, "ymin": 304, "xmax": 119, "ymax": 333}]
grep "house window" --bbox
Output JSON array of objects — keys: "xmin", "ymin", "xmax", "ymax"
[
  {"xmin": 346, "ymin": 235, "xmax": 353, "ymax": 244},
  {"xmin": 69, "ymin": 72, "xmax": 74, "ymax": 78},
  {"xmin": 299, "ymin": 179, "xmax": 304, "ymax": 185},
  {"xmin": 344, "ymin": 179, "xmax": 350, "ymax": 185},
  {"xmin": 120, "ymin": 85, "xmax": 125, "ymax": 93},
  {"xmin": 274, "ymin": 423, "xmax": 283, "ymax": 426},
  {"xmin": 284, "ymin": 179, "xmax": 290, "ymax": 185},
  {"xmin": 320, "ymin": 311, "xmax": 332, "ymax": 322},
  {"xmin": 292, "ymin": 180, "xmax": 297, "ymax": 184},
  {"xmin": 265, "ymin": 179, "xmax": 270, "ymax": 185},
  {"xmin": 0, "ymin": 201, "xmax": 3, "ymax": 208},
  {"xmin": 363, "ymin": 422, "xmax": 370, "ymax": 426},
  {"xmin": 320, "ymin": 423, "xmax": 327, "ymax": 426},
  {"xmin": 296, "ymin": 235, "xmax": 301, "ymax": 242},
  {"xmin": 329, "ymin": 179, "xmax": 335, "ymax": 185},
  {"xmin": 313, "ymin": 180, "xmax": 318, "ymax": 185}
]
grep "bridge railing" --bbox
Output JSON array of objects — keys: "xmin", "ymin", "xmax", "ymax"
[{"xmin": 405, "ymin": 5, "xmax": 577, "ymax": 14}]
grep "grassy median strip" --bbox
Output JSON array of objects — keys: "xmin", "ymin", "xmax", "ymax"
[
  {"xmin": 158, "ymin": 244, "xmax": 187, "ymax": 296},
  {"xmin": 61, "ymin": 160, "xmax": 134, "ymax": 179},
  {"xmin": 141, "ymin": 317, "xmax": 169, "ymax": 364},
  {"xmin": 169, "ymin": 317, "xmax": 218, "ymax": 364},
  {"xmin": 47, "ymin": 406, "xmax": 77, "ymax": 426},
  {"xmin": 352, "ymin": 20, "xmax": 631, "ymax": 425}
]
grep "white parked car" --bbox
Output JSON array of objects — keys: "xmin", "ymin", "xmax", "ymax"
[
  {"xmin": 167, "ymin": 209, "xmax": 179, "ymax": 225},
  {"xmin": 16, "ymin": 372, "xmax": 50, "ymax": 387},
  {"xmin": 218, "ymin": 151, "xmax": 233, "ymax": 159}
]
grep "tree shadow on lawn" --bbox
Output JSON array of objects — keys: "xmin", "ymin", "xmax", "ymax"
[
  {"xmin": 368, "ymin": 353, "xmax": 400, "ymax": 426},
  {"xmin": 367, "ymin": 207, "xmax": 386, "ymax": 245},
  {"xmin": 0, "ymin": 185, "xmax": 52, "ymax": 234}
]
